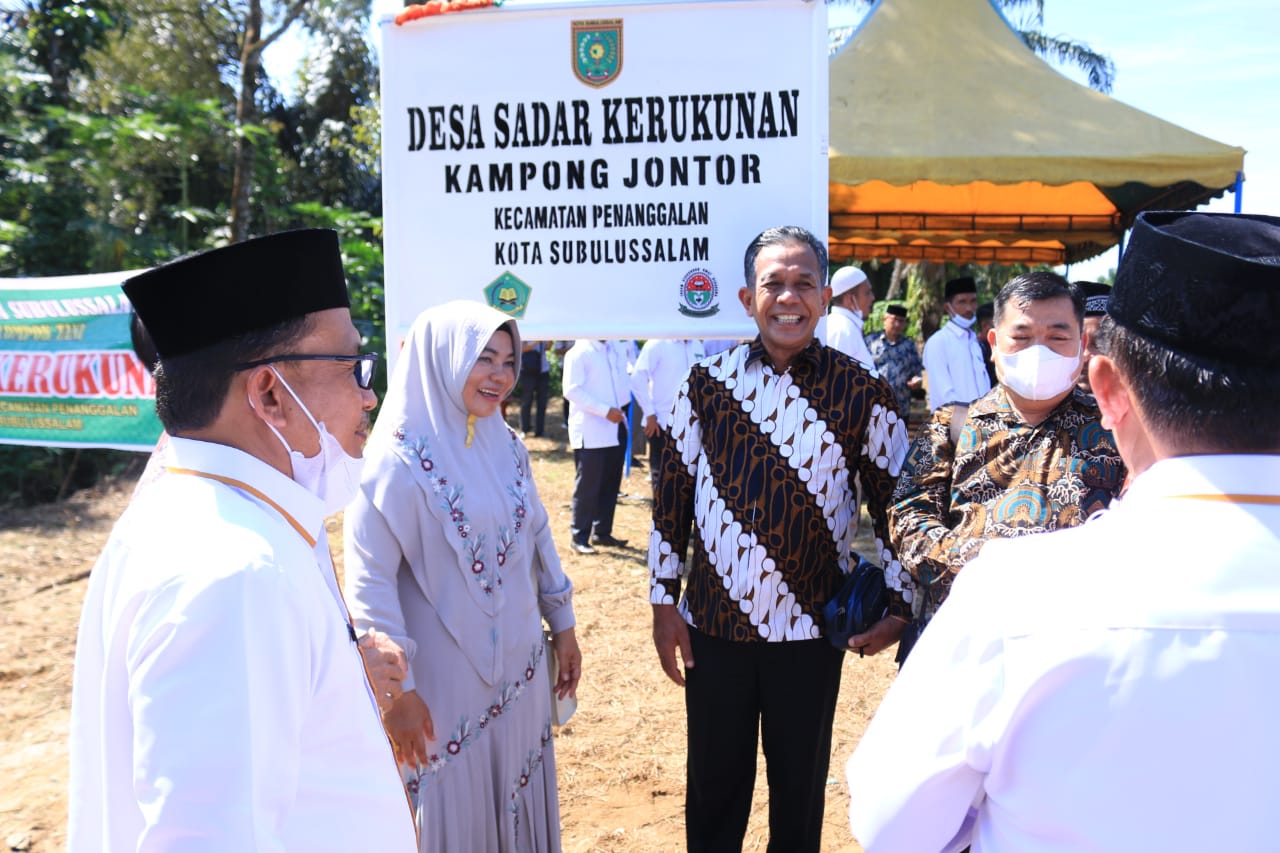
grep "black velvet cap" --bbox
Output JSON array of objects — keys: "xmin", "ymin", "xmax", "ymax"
[
  {"xmin": 1080, "ymin": 282, "xmax": 1112, "ymax": 317},
  {"xmin": 122, "ymin": 229, "xmax": 350, "ymax": 359},
  {"xmin": 944, "ymin": 276, "xmax": 977, "ymax": 299},
  {"xmin": 1111, "ymin": 211, "xmax": 1280, "ymax": 366},
  {"xmin": 885, "ymin": 303, "xmax": 908, "ymax": 318}
]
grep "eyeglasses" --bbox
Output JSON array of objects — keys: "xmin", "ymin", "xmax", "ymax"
[{"xmin": 235, "ymin": 353, "xmax": 379, "ymax": 390}]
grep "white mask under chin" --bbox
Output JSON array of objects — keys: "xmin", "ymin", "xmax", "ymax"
[
  {"xmin": 996, "ymin": 344, "xmax": 1081, "ymax": 401},
  {"xmin": 949, "ymin": 312, "xmax": 976, "ymax": 330},
  {"xmin": 258, "ymin": 368, "xmax": 365, "ymax": 515}
]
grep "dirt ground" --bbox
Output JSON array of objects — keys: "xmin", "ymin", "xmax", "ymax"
[{"xmin": 0, "ymin": 406, "xmax": 896, "ymax": 852}]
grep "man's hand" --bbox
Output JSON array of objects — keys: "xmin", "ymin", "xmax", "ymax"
[
  {"xmin": 848, "ymin": 616, "xmax": 906, "ymax": 657},
  {"xmin": 652, "ymin": 604, "xmax": 694, "ymax": 687},
  {"xmin": 551, "ymin": 627, "xmax": 582, "ymax": 700},
  {"xmin": 644, "ymin": 414, "xmax": 660, "ymax": 438},
  {"xmin": 606, "ymin": 407, "xmax": 624, "ymax": 424},
  {"xmin": 384, "ymin": 689, "xmax": 435, "ymax": 767},
  {"xmin": 907, "ymin": 375, "xmax": 923, "ymax": 390},
  {"xmin": 358, "ymin": 628, "xmax": 407, "ymax": 713}
]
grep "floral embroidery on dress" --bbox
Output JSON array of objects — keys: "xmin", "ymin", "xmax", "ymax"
[
  {"xmin": 509, "ymin": 722, "xmax": 555, "ymax": 845},
  {"xmin": 407, "ymin": 641, "xmax": 545, "ymax": 794},
  {"xmin": 393, "ymin": 425, "xmax": 530, "ymax": 595}
]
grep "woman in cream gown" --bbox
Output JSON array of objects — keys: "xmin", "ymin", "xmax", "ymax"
[{"xmin": 345, "ymin": 301, "xmax": 580, "ymax": 852}]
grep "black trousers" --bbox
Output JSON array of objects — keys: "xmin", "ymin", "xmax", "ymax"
[
  {"xmin": 519, "ymin": 369, "xmax": 549, "ymax": 435},
  {"xmin": 570, "ymin": 424, "xmax": 626, "ymax": 543},
  {"xmin": 685, "ymin": 629, "xmax": 844, "ymax": 853}
]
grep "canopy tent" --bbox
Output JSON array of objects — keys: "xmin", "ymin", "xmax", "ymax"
[{"xmin": 827, "ymin": 0, "xmax": 1246, "ymax": 265}]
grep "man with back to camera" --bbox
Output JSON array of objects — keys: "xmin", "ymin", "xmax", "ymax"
[
  {"xmin": 68, "ymin": 229, "xmax": 415, "ymax": 851},
  {"xmin": 847, "ymin": 211, "xmax": 1280, "ymax": 851},
  {"xmin": 922, "ymin": 276, "xmax": 991, "ymax": 419},
  {"xmin": 649, "ymin": 225, "xmax": 910, "ymax": 852}
]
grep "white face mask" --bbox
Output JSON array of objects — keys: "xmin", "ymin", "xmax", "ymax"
[
  {"xmin": 257, "ymin": 368, "xmax": 365, "ymax": 514},
  {"xmin": 995, "ymin": 343, "xmax": 1081, "ymax": 401},
  {"xmin": 948, "ymin": 310, "xmax": 976, "ymax": 330}
]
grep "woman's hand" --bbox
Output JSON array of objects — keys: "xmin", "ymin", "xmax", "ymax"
[
  {"xmin": 384, "ymin": 689, "xmax": 435, "ymax": 767},
  {"xmin": 551, "ymin": 627, "xmax": 582, "ymax": 700}
]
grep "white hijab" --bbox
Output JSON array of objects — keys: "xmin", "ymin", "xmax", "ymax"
[{"xmin": 364, "ymin": 300, "xmax": 528, "ymax": 683}]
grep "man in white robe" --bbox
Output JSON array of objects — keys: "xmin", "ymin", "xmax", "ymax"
[
  {"xmin": 818, "ymin": 264, "xmax": 877, "ymax": 371},
  {"xmin": 922, "ymin": 275, "xmax": 991, "ymax": 413},
  {"xmin": 69, "ymin": 229, "xmax": 416, "ymax": 851},
  {"xmin": 847, "ymin": 211, "xmax": 1280, "ymax": 852}
]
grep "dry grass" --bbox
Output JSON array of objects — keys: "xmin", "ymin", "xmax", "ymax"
[{"xmin": 0, "ymin": 401, "xmax": 894, "ymax": 852}]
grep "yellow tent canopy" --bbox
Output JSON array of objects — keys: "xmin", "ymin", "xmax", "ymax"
[{"xmin": 827, "ymin": 0, "xmax": 1246, "ymax": 265}]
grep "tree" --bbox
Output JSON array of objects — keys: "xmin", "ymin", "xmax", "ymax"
[
  {"xmin": 0, "ymin": 0, "xmax": 122, "ymax": 274},
  {"xmin": 228, "ymin": 0, "xmax": 308, "ymax": 242},
  {"xmin": 999, "ymin": 0, "xmax": 1114, "ymax": 93},
  {"xmin": 271, "ymin": 0, "xmax": 380, "ymax": 212}
]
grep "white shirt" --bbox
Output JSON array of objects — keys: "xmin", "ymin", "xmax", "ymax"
[
  {"xmin": 563, "ymin": 340, "xmax": 625, "ymax": 449},
  {"xmin": 69, "ymin": 437, "xmax": 415, "ymax": 853},
  {"xmin": 847, "ymin": 454, "xmax": 1280, "ymax": 853},
  {"xmin": 821, "ymin": 305, "xmax": 877, "ymax": 372},
  {"xmin": 922, "ymin": 319, "xmax": 991, "ymax": 410},
  {"xmin": 629, "ymin": 339, "xmax": 706, "ymax": 429},
  {"xmin": 606, "ymin": 340, "xmax": 635, "ymax": 407}
]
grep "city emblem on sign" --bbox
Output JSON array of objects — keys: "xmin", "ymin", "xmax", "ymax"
[
  {"xmin": 572, "ymin": 19, "xmax": 623, "ymax": 88},
  {"xmin": 485, "ymin": 271, "xmax": 532, "ymax": 318},
  {"xmin": 678, "ymin": 268, "xmax": 719, "ymax": 317}
]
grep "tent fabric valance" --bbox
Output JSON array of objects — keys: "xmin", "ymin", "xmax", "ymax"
[{"xmin": 827, "ymin": 0, "xmax": 1245, "ymax": 265}]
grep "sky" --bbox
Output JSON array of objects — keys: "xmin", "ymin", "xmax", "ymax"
[{"xmin": 281, "ymin": 0, "xmax": 1280, "ymax": 282}]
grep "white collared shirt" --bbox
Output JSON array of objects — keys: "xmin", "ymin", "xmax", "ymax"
[
  {"xmin": 922, "ymin": 319, "xmax": 991, "ymax": 409},
  {"xmin": 564, "ymin": 340, "xmax": 626, "ymax": 449},
  {"xmin": 629, "ymin": 338, "xmax": 706, "ymax": 430},
  {"xmin": 848, "ymin": 454, "xmax": 1280, "ymax": 853},
  {"xmin": 820, "ymin": 305, "xmax": 877, "ymax": 372},
  {"xmin": 69, "ymin": 436, "xmax": 414, "ymax": 852}
]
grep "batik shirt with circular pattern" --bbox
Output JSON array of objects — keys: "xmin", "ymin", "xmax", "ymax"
[{"xmin": 889, "ymin": 384, "xmax": 1126, "ymax": 621}]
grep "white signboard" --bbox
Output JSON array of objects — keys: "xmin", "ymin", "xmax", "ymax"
[{"xmin": 381, "ymin": 0, "xmax": 828, "ymax": 355}]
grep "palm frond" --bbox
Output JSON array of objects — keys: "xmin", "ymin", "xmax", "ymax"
[
  {"xmin": 997, "ymin": 0, "xmax": 1045, "ymax": 27},
  {"xmin": 1019, "ymin": 30, "xmax": 1115, "ymax": 94}
]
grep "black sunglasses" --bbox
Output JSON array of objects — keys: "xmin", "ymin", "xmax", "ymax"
[{"xmin": 235, "ymin": 353, "xmax": 379, "ymax": 390}]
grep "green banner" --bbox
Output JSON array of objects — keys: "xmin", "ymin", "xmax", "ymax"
[{"xmin": 0, "ymin": 272, "xmax": 162, "ymax": 451}]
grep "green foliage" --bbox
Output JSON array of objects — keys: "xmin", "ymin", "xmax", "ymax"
[
  {"xmin": 0, "ymin": 0, "xmax": 385, "ymax": 504},
  {"xmin": 0, "ymin": 446, "xmax": 140, "ymax": 506},
  {"xmin": 865, "ymin": 301, "xmax": 920, "ymax": 342},
  {"xmin": 288, "ymin": 202, "xmax": 386, "ymax": 398}
]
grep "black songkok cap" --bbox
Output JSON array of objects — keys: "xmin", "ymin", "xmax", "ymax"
[
  {"xmin": 1080, "ymin": 282, "xmax": 1112, "ymax": 317},
  {"xmin": 1111, "ymin": 211, "xmax": 1280, "ymax": 367},
  {"xmin": 944, "ymin": 276, "xmax": 977, "ymax": 299},
  {"xmin": 885, "ymin": 303, "xmax": 908, "ymax": 318},
  {"xmin": 122, "ymin": 229, "xmax": 350, "ymax": 360}
]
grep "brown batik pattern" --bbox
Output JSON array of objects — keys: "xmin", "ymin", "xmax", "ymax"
[
  {"xmin": 648, "ymin": 338, "xmax": 910, "ymax": 641},
  {"xmin": 889, "ymin": 385, "xmax": 1126, "ymax": 619}
]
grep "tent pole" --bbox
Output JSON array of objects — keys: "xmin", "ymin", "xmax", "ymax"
[{"xmin": 1234, "ymin": 171, "xmax": 1244, "ymax": 213}]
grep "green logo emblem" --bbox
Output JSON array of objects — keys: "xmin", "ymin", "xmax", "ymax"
[
  {"xmin": 485, "ymin": 271, "xmax": 531, "ymax": 318},
  {"xmin": 572, "ymin": 19, "xmax": 623, "ymax": 88}
]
